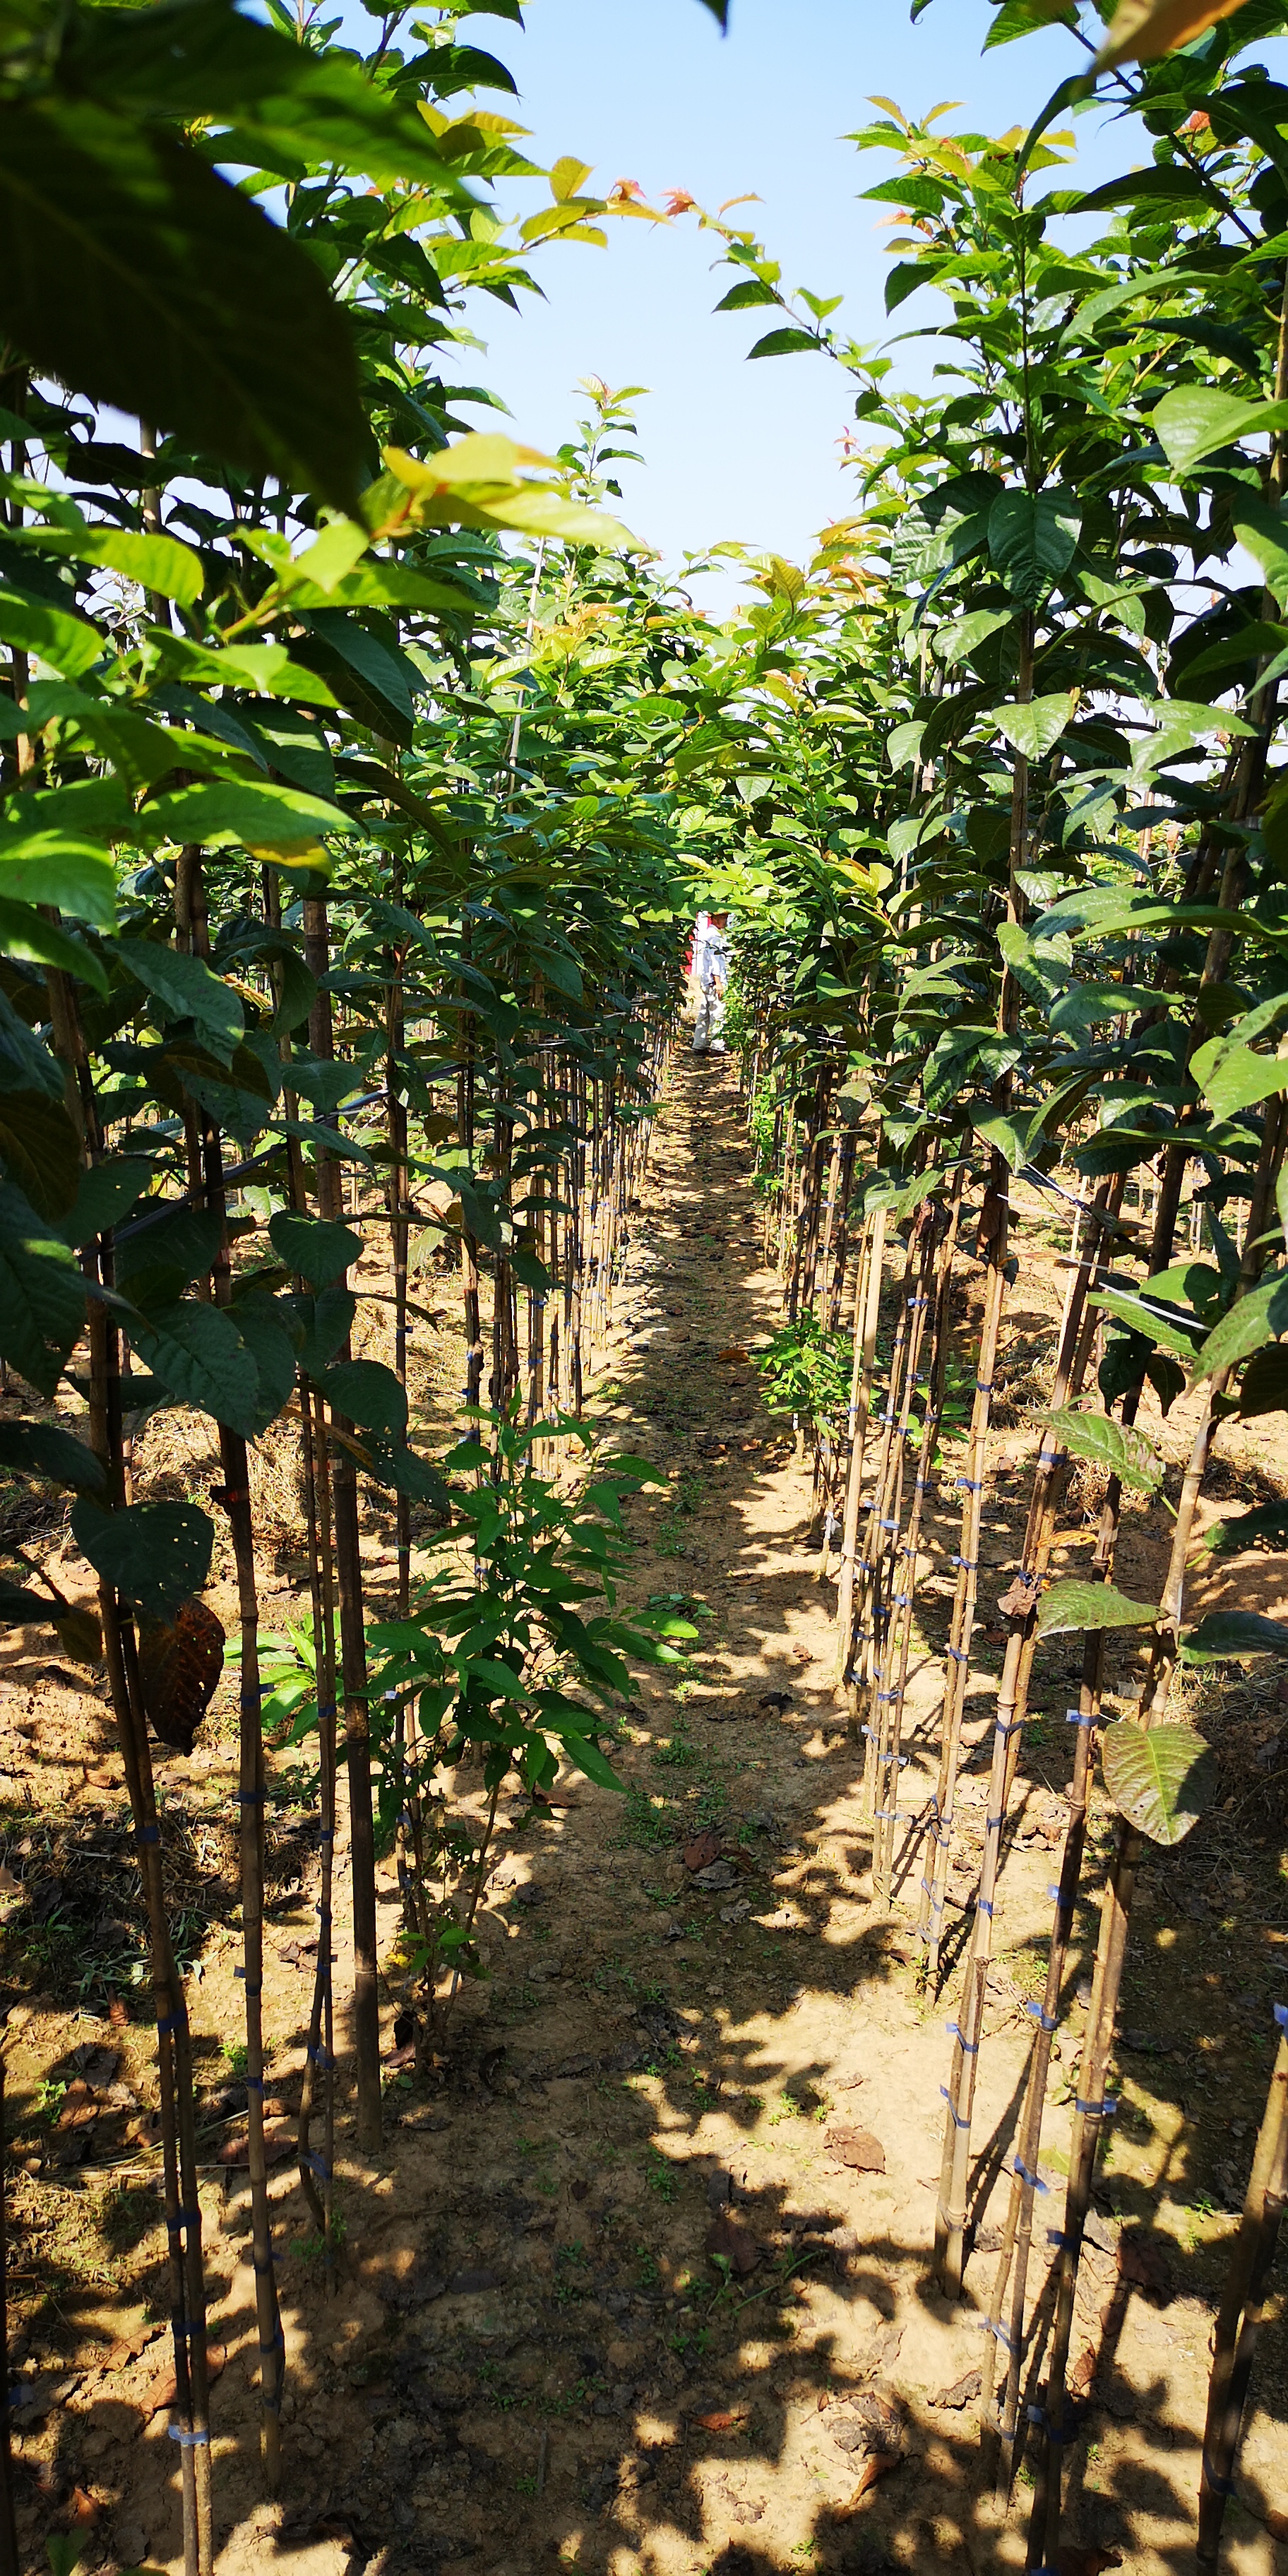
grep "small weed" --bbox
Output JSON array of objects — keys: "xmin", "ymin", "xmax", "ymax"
[
  {"xmin": 222, "ymin": 2039, "xmax": 249, "ymax": 2079},
  {"xmin": 653, "ymin": 1720, "xmax": 696, "ymax": 1770},
  {"xmin": 635, "ymin": 2243, "xmax": 661, "ymax": 2288},
  {"xmin": 647, "ymin": 2149, "xmax": 678, "ymax": 2202},
  {"xmin": 618, "ymin": 1785, "xmax": 674, "ymax": 1852}
]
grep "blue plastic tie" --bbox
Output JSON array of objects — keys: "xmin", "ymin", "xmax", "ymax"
[
  {"xmin": 260, "ymin": 2326, "xmax": 287, "ymax": 2358},
  {"xmin": 234, "ymin": 1975, "xmax": 262, "ymax": 1998},
  {"xmin": 940, "ymin": 2088, "xmax": 970, "ymax": 2129},
  {"xmin": 1066, "ymin": 1707, "xmax": 1095, "ymax": 1730},
  {"xmin": 138, "ymin": 1825, "xmax": 160, "ymax": 1847},
  {"xmin": 237, "ymin": 1788, "xmax": 265, "ymax": 1806},
  {"xmin": 878, "ymin": 1516, "xmax": 899, "ymax": 1532},
  {"xmin": 167, "ymin": 2209, "xmax": 200, "ymax": 2234},
  {"xmin": 244, "ymin": 2074, "xmax": 264, "ymax": 2094},
  {"xmin": 1026, "ymin": 2003, "xmax": 1057, "ymax": 2034},
  {"xmin": 948, "ymin": 1645, "xmax": 970, "ymax": 1665},
  {"xmin": 157, "ymin": 2014, "xmax": 178, "ymax": 2036},
  {"xmin": 953, "ymin": 1556, "xmax": 977, "ymax": 1573},
  {"xmin": 872, "ymin": 1806, "xmax": 897, "ymax": 1821},
  {"xmin": 168, "ymin": 2426, "xmax": 210, "ymax": 2449},
  {"xmin": 306, "ymin": 2043, "xmax": 333, "ymax": 2068},
  {"xmin": 987, "ymin": 1813, "xmax": 1006, "ymax": 1831},
  {"xmin": 1047, "ymin": 1883, "xmax": 1065, "ymax": 1902},
  {"xmin": 1203, "ymin": 2454, "xmax": 1236, "ymax": 2499},
  {"xmin": 978, "ymin": 1898, "xmax": 994, "ymax": 1918},
  {"xmin": 958, "ymin": 1477, "xmax": 984, "ymax": 1493},
  {"xmin": 1275, "ymin": 2003, "xmax": 1288, "ymax": 2035},
  {"xmin": 975, "ymin": 1382, "xmax": 994, "ymax": 1396},
  {"xmin": 1075, "ymin": 2095, "xmax": 1119, "ymax": 2118},
  {"xmin": 304, "ymin": 2150, "xmax": 331, "ymax": 2181},
  {"xmin": 946, "ymin": 2022, "xmax": 978, "ymax": 2055},
  {"xmin": 1015, "ymin": 2157, "xmax": 1048, "ymax": 2193},
  {"xmin": 318, "ymin": 1828, "xmax": 335, "ymax": 1845}
]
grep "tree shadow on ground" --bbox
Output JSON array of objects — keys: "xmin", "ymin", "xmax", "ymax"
[{"xmin": 5, "ymin": 1058, "xmax": 1287, "ymax": 2576}]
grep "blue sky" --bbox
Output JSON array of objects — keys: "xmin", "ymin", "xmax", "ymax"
[{"xmin": 454, "ymin": 0, "xmax": 1131, "ymax": 590}]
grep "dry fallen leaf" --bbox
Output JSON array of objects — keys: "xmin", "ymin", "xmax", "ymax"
[
  {"xmin": 842, "ymin": 2452, "xmax": 900, "ymax": 2508},
  {"xmin": 683, "ymin": 1828, "xmax": 723, "ymax": 1873},
  {"xmin": 717, "ymin": 1345, "xmax": 749, "ymax": 1364},
  {"xmin": 930, "ymin": 2366, "xmax": 981, "ymax": 2411},
  {"xmin": 141, "ymin": 2342, "xmax": 226, "ymax": 2419},
  {"xmin": 693, "ymin": 2408, "xmax": 751, "ymax": 2433},
  {"xmin": 215, "ymin": 2120, "xmax": 296, "ymax": 2169},
  {"xmin": 705, "ymin": 2212, "xmax": 761, "ymax": 2277},
  {"xmin": 825, "ymin": 2124, "xmax": 886, "ymax": 2174}
]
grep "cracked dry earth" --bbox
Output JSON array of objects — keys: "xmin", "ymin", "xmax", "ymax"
[{"xmin": 5, "ymin": 1051, "xmax": 1288, "ymax": 2576}]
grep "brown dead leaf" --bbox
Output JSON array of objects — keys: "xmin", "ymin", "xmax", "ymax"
[
  {"xmin": 141, "ymin": 2342, "xmax": 226, "ymax": 2419},
  {"xmin": 693, "ymin": 2408, "xmax": 751, "ymax": 2433},
  {"xmin": 842, "ymin": 2452, "xmax": 900, "ymax": 2508},
  {"xmin": 930, "ymin": 2366, "xmax": 981, "ymax": 2411},
  {"xmin": 214, "ymin": 2120, "xmax": 295, "ymax": 2169},
  {"xmin": 705, "ymin": 2213, "xmax": 761, "ymax": 2277},
  {"xmin": 137, "ymin": 1599, "xmax": 225, "ymax": 1755},
  {"xmin": 825, "ymin": 2125, "xmax": 886, "ymax": 2174},
  {"xmin": 996, "ymin": 1570, "xmax": 1040, "ymax": 1621},
  {"xmin": 717, "ymin": 1346, "xmax": 749, "ymax": 1364},
  {"xmin": 683, "ymin": 1829, "xmax": 722, "ymax": 1873},
  {"xmin": 102, "ymin": 2324, "xmax": 164, "ymax": 2374},
  {"xmin": 1070, "ymin": 2343, "xmax": 1098, "ymax": 2399},
  {"xmin": 1264, "ymin": 2507, "xmax": 1288, "ymax": 2542}
]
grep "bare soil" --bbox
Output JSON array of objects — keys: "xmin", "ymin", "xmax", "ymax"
[{"xmin": 2, "ymin": 1055, "xmax": 1287, "ymax": 2576}]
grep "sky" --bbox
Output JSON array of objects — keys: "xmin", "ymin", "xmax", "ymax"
[{"xmin": 451, "ymin": 0, "xmax": 1131, "ymax": 592}]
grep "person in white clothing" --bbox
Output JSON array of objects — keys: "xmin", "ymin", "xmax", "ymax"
[{"xmin": 691, "ymin": 910, "xmax": 730, "ymax": 1054}]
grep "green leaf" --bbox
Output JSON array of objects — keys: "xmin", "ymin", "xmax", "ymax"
[
  {"xmin": 0, "ymin": 1183, "xmax": 86, "ymax": 1395},
  {"xmin": 0, "ymin": 1579, "xmax": 58, "ymax": 1627},
  {"xmin": 0, "ymin": 1419, "xmax": 104, "ymax": 1493},
  {"xmin": 987, "ymin": 487, "xmax": 1080, "ymax": 605},
  {"xmin": 0, "ymin": 1091, "xmax": 81, "ymax": 1220},
  {"xmin": 1087, "ymin": 1287, "xmax": 1205, "ymax": 1362},
  {"xmin": 291, "ymin": 1282, "xmax": 354, "ymax": 1378},
  {"xmin": 1183, "ymin": 1609, "xmax": 1288, "ymax": 1662},
  {"xmin": 153, "ymin": 634, "xmax": 339, "ymax": 707},
  {"xmin": 464, "ymin": 1655, "xmax": 529, "ymax": 1700},
  {"xmin": 0, "ymin": 95, "xmax": 367, "ymax": 506},
  {"xmin": 0, "ymin": 584, "xmax": 102, "ymax": 679},
  {"xmin": 559, "ymin": 1731, "xmax": 625, "ymax": 1792},
  {"xmin": 1153, "ymin": 386, "xmax": 1288, "ymax": 476},
  {"xmin": 15, "ymin": 525, "xmax": 204, "ymax": 608},
  {"xmin": 1036, "ymin": 1578, "xmax": 1158, "ymax": 1638},
  {"xmin": 1239, "ymin": 1344, "xmax": 1288, "ymax": 1417},
  {"xmin": 72, "ymin": 0, "xmax": 467, "ymax": 193},
  {"xmin": 71, "ymin": 1495, "xmax": 213, "ymax": 1618},
  {"xmin": 1203, "ymin": 1498, "xmax": 1288, "ymax": 1552},
  {"xmin": 1044, "ymin": 1406, "xmax": 1162, "ymax": 1494},
  {"xmin": 230, "ymin": 1292, "xmax": 297, "ymax": 1433},
  {"xmin": 1101, "ymin": 1718, "xmax": 1213, "ymax": 1847},
  {"xmin": 0, "ymin": 897, "xmax": 109, "ymax": 994},
  {"xmin": 746, "ymin": 327, "xmax": 820, "ymax": 359},
  {"xmin": 145, "ymin": 777, "xmax": 349, "ymax": 858},
  {"xmin": 268, "ymin": 1210, "xmax": 361, "ymax": 1288},
  {"xmin": 117, "ymin": 939, "xmax": 244, "ymax": 1063},
  {"xmin": 56, "ymin": 1157, "xmax": 151, "ymax": 1248},
  {"xmin": 323, "ymin": 1358, "xmax": 407, "ymax": 1437},
  {"xmin": 1230, "ymin": 494, "xmax": 1288, "ymax": 608},
  {"xmin": 990, "ymin": 693, "xmax": 1075, "ymax": 761},
  {"xmin": 940, "ymin": 607, "xmax": 1013, "ymax": 669},
  {"xmin": 129, "ymin": 1300, "xmax": 261, "ymax": 1434},
  {"xmin": 1191, "ymin": 1035, "xmax": 1288, "ymax": 1121},
  {"xmin": 1193, "ymin": 1272, "xmax": 1288, "ymax": 1381}
]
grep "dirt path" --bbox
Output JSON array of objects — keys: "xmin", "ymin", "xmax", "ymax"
[{"xmin": 4, "ymin": 1055, "xmax": 1288, "ymax": 2576}]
